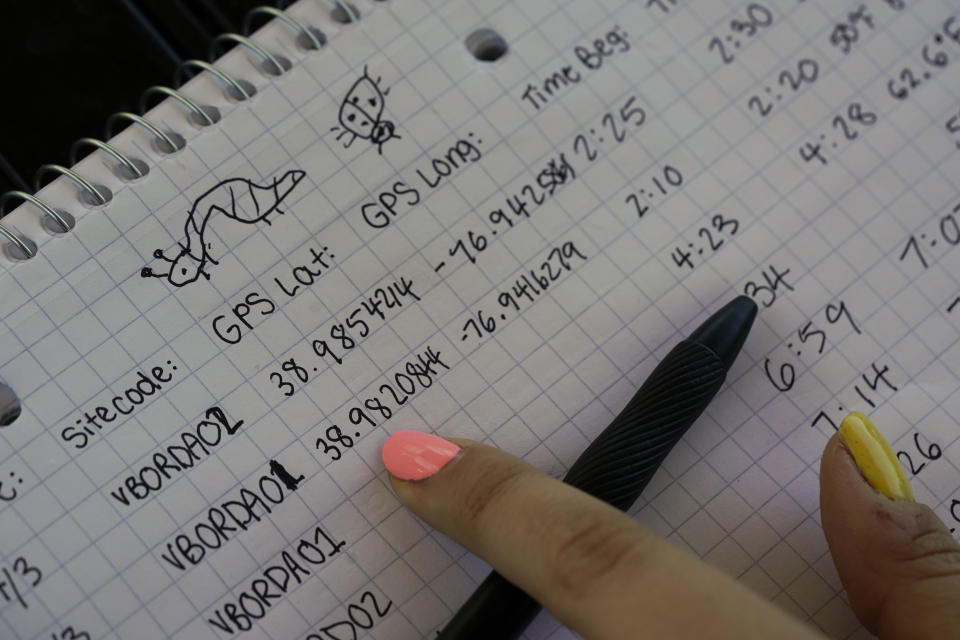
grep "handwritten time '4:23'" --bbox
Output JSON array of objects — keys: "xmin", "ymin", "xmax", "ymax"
[{"xmin": 670, "ymin": 213, "xmax": 739, "ymax": 271}]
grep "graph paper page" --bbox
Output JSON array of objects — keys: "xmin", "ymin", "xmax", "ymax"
[{"xmin": 0, "ymin": 0, "xmax": 958, "ymax": 638}]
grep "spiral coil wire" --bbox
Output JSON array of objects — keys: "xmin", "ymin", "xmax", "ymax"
[
  {"xmin": 140, "ymin": 86, "xmax": 220, "ymax": 127},
  {"xmin": 0, "ymin": 0, "xmax": 363, "ymax": 261},
  {"xmin": 210, "ymin": 33, "xmax": 291, "ymax": 76},
  {"xmin": 105, "ymin": 112, "xmax": 184, "ymax": 154},
  {"xmin": 174, "ymin": 60, "xmax": 256, "ymax": 101},
  {"xmin": 35, "ymin": 164, "xmax": 110, "ymax": 205},
  {"xmin": 68, "ymin": 138, "xmax": 147, "ymax": 180},
  {"xmin": 244, "ymin": 7, "xmax": 326, "ymax": 50}
]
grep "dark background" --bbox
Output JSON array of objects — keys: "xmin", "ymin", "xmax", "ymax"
[{"xmin": 0, "ymin": 1, "xmax": 282, "ymax": 199}]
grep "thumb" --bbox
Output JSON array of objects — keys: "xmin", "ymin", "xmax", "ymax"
[{"xmin": 820, "ymin": 412, "xmax": 960, "ymax": 640}]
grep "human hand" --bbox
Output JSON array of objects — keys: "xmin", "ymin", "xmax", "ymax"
[{"xmin": 381, "ymin": 413, "xmax": 960, "ymax": 639}]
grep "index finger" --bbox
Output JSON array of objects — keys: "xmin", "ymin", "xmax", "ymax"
[{"xmin": 383, "ymin": 430, "xmax": 820, "ymax": 639}]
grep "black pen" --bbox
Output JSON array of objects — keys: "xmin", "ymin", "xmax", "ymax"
[{"xmin": 437, "ymin": 295, "xmax": 759, "ymax": 639}]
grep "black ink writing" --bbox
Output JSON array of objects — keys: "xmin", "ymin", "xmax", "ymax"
[
  {"xmin": 207, "ymin": 525, "xmax": 347, "ymax": 635},
  {"xmin": 268, "ymin": 459, "xmax": 304, "ymax": 491},
  {"xmin": 708, "ymin": 3, "xmax": 774, "ymax": 66},
  {"xmin": 764, "ymin": 301, "xmax": 861, "ymax": 393},
  {"xmin": 0, "ymin": 469, "xmax": 24, "ymax": 502},
  {"xmin": 359, "ymin": 133, "xmax": 482, "ymax": 230},
  {"xmin": 0, "ymin": 556, "xmax": 42, "ymax": 611},
  {"xmin": 896, "ymin": 432, "xmax": 942, "ymax": 476},
  {"xmin": 743, "ymin": 264, "xmax": 794, "ymax": 308},
  {"xmin": 316, "ymin": 347, "xmax": 450, "ymax": 464},
  {"xmin": 670, "ymin": 213, "xmax": 739, "ymax": 271},
  {"xmin": 799, "ymin": 102, "xmax": 877, "ymax": 166},
  {"xmin": 625, "ymin": 164, "xmax": 684, "ymax": 219},
  {"xmin": 306, "ymin": 590, "xmax": 394, "ymax": 640},
  {"xmin": 160, "ymin": 471, "xmax": 290, "ymax": 572},
  {"xmin": 141, "ymin": 172, "xmax": 306, "ymax": 286},
  {"xmin": 520, "ymin": 25, "xmax": 630, "ymax": 111},
  {"xmin": 331, "ymin": 65, "xmax": 400, "ymax": 154},
  {"xmin": 60, "ymin": 361, "xmax": 178, "ymax": 450},
  {"xmin": 109, "ymin": 406, "xmax": 244, "ymax": 506},
  {"xmin": 461, "ymin": 241, "xmax": 588, "ymax": 342},
  {"xmin": 266, "ymin": 276, "xmax": 421, "ymax": 397}
]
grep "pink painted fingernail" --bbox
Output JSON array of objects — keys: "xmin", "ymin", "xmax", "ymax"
[{"xmin": 382, "ymin": 430, "xmax": 460, "ymax": 480}]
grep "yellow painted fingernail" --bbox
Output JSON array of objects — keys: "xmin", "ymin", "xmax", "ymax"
[{"xmin": 838, "ymin": 411, "xmax": 914, "ymax": 501}]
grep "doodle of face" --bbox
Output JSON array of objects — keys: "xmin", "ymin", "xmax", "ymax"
[
  {"xmin": 371, "ymin": 120, "xmax": 397, "ymax": 145},
  {"xmin": 167, "ymin": 252, "xmax": 202, "ymax": 286},
  {"xmin": 338, "ymin": 75, "xmax": 385, "ymax": 140}
]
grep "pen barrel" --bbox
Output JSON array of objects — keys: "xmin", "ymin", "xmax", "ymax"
[
  {"xmin": 439, "ymin": 339, "xmax": 734, "ymax": 640},
  {"xmin": 563, "ymin": 340, "xmax": 727, "ymax": 510},
  {"xmin": 436, "ymin": 572, "xmax": 540, "ymax": 639}
]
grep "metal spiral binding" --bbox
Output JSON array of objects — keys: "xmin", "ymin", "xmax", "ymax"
[
  {"xmin": 0, "ymin": 221, "xmax": 36, "ymax": 260},
  {"xmin": 325, "ymin": 0, "xmax": 360, "ymax": 23},
  {"xmin": 0, "ymin": 193, "xmax": 70, "ymax": 258},
  {"xmin": 175, "ymin": 60, "xmax": 256, "ymax": 101},
  {"xmin": 244, "ymin": 7, "xmax": 326, "ymax": 50},
  {"xmin": 140, "ymin": 86, "xmax": 219, "ymax": 127},
  {"xmin": 35, "ymin": 165, "xmax": 110, "ymax": 206},
  {"xmin": 69, "ymin": 138, "xmax": 147, "ymax": 180},
  {"xmin": 1, "ymin": 0, "xmax": 367, "ymax": 261},
  {"xmin": 210, "ymin": 34, "xmax": 291, "ymax": 76},
  {"xmin": 105, "ymin": 112, "xmax": 184, "ymax": 154}
]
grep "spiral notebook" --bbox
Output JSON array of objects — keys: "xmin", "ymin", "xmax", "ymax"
[{"xmin": 1, "ymin": 0, "xmax": 959, "ymax": 638}]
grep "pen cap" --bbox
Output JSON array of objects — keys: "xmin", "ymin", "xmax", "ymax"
[
  {"xmin": 0, "ymin": 381, "xmax": 20, "ymax": 426},
  {"xmin": 686, "ymin": 295, "xmax": 757, "ymax": 369}
]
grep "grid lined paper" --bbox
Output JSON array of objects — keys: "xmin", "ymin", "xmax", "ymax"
[{"xmin": 1, "ymin": 0, "xmax": 959, "ymax": 638}]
